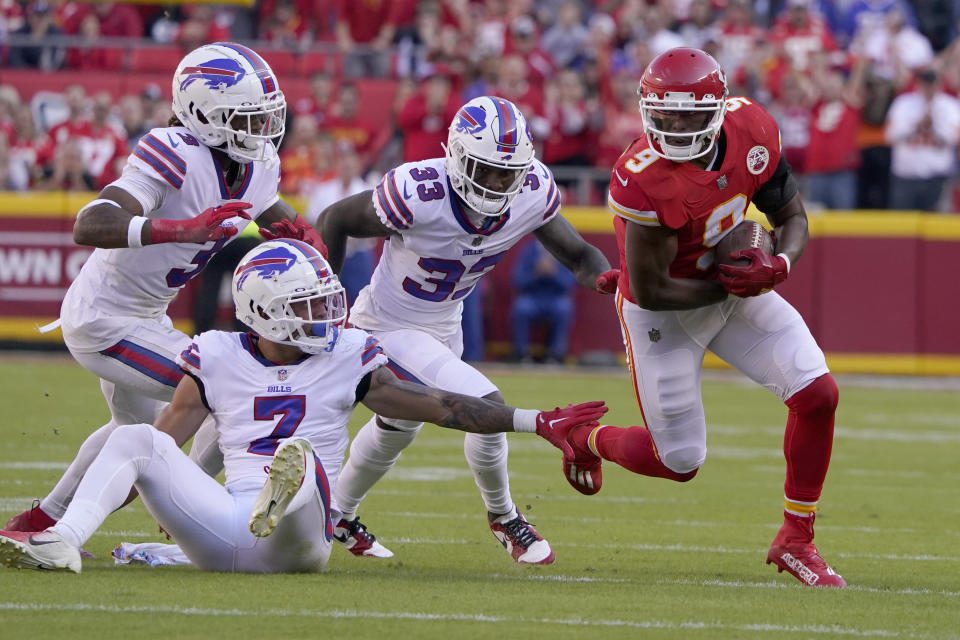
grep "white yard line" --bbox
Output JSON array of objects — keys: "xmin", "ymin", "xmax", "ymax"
[{"xmin": 0, "ymin": 602, "xmax": 950, "ymax": 638}]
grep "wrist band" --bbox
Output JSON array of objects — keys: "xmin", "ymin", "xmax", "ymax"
[
  {"xmin": 512, "ymin": 409, "xmax": 539, "ymax": 433},
  {"xmin": 127, "ymin": 216, "xmax": 148, "ymax": 248},
  {"xmin": 777, "ymin": 252, "xmax": 791, "ymax": 273}
]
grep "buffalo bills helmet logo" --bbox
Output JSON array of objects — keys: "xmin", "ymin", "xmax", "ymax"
[
  {"xmin": 179, "ymin": 58, "xmax": 246, "ymax": 91},
  {"xmin": 235, "ymin": 246, "xmax": 298, "ymax": 289},
  {"xmin": 454, "ymin": 106, "xmax": 487, "ymax": 136}
]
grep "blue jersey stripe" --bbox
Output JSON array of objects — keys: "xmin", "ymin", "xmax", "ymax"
[
  {"xmin": 134, "ymin": 148, "xmax": 183, "ymax": 189},
  {"xmin": 142, "ymin": 135, "xmax": 186, "ymax": 174}
]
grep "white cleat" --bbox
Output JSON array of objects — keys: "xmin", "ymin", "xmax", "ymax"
[
  {"xmin": 0, "ymin": 529, "xmax": 81, "ymax": 573},
  {"xmin": 333, "ymin": 517, "xmax": 394, "ymax": 558},
  {"xmin": 249, "ymin": 439, "xmax": 311, "ymax": 538}
]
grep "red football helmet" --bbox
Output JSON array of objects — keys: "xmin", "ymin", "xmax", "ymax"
[{"xmin": 639, "ymin": 47, "xmax": 728, "ymax": 162}]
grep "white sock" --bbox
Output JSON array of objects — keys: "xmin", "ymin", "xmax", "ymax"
[
  {"xmin": 40, "ymin": 420, "xmax": 119, "ymax": 519},
  {"xmin": 464, "ymin": 432, "xmax": 513, "ymax": 516},
  {"xmin": 52, "ymin": 423, "xmax": 155, "ymax": 548},
  {"xmin": 333, "ymin": 416, "xmax": 420, "ymax": 519}
]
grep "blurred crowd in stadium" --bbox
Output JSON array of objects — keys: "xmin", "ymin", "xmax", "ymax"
[{"xmin": 2, "ymin": 0, "xmax": 960, "ymax": 212}]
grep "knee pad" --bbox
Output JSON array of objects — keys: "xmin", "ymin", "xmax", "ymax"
[
  {"xmin": 659, "ymin": 444, "xmax": 705, "ymax": 476},
  {"xmin": 377, "ymin": 415, "xmax": 423, "ymax": 434},
  {"xmin": 642, "ymin": 350, "xmax": 700, "ymax": 422}
]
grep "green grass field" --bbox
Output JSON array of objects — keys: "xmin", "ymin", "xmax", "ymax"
[{"xmin": 0, "ymin": 356, "xmax": 958, "ymax": 639}]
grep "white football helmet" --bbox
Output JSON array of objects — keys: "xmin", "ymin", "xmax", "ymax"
[
  {"xmin": 232, "ymin": 239, "xmax": 346, "ymax": 355},
  {"xmin": 444, "ymin": 96, "xmax": 535, "ymax": 216},
  {"xmin": 172, "ymin": 42, "xmax": 286, "ymax": 164}
]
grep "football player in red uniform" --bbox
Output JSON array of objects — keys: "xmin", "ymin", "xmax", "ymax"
[{"xmin": 556, "ymin": 48, "xmax": 846, "ymax": 588}]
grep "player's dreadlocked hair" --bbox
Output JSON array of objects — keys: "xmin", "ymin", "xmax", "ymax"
[{"xmin": 168, "ymin": 115, "xmax": 184, "ymax": 127}]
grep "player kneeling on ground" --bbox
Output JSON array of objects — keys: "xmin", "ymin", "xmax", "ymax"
[{"xmin": 0, "ymin": 239, "xmax": 605, "ymax": 574}]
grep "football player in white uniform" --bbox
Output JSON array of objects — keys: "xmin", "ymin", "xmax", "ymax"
[
  {"xmin": 6, "ymin": 43, "xmax": 328, "ymax": 535},
  {"xmin": 318, "ymin": 96, "xmax": 620, "ymax": 564},
  {"xmin": 0, "ymin": 240, "xmax": 607, "ymax": 573}
]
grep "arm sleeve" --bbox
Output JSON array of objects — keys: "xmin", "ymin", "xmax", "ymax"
[
  {"xmin": 372, "ymin": 168, "xmax": 415, "ymax": 232},
  {"xmin": 751, "ymin": 155, "xmax": 799, "ymax": 214},
  {"xmin": 176, "ymin": 337, "xmax": 212, "ymax": 411}
]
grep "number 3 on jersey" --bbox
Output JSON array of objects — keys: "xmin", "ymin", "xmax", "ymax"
[
  {"xmin": 403, "ymin": 252, "xmax": 506, "ymax": 302},
  {"xmin": 697, "ymin": 194, "xmax": 748, "ymax": 270}
]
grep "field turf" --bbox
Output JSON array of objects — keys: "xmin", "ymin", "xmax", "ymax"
[{"xmin": 0, "ymin": 356, "xmax": 957, "ymax": 639}]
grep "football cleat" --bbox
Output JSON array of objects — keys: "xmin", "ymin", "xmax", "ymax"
[
  {"xmin": 0, "ymin": 529, "xmax": 81, "ymax": 573},
  {"xmin": 766, "ymin": 513, "xmax": 846, "ymax": 588},
  {"xmin": 5, "ymin": 500, "xmax": 56, "ymax": 532},
  {"xmin": 249, "ymin": 438, "xmax": 311, "ymax": 538},
  {"xmin": 489, "ymin": 508, "xmax": 555, "ymax": 565},
  {"xmin": 333, "ymin": 517, "xmax": 394, "ymax": 558},
  {"xmin": 563, "ymin": 424, "xmax": 604, "ymax": 495}
]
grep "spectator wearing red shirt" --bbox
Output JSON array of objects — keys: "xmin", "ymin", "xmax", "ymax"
[
  {"xmin": 66, "ymin": 12, "xmax": 123, "ymax": 71},
  {"xmin": 769, "ymin": 0, "xmax": 838, "ymax": 72},
  {"xmin": 336, "ymin": 0, "xmax": 397, "ymax": 78},
  {"xmin": 713, "ymin": 0, "xmax": 766, "ymax": 82},
  {"xmin": 322, "ymin": 83, "xmax": 387, "ymax": 171},
  {"xmin": 293, "ymin": 71, "xmax": 335, "ymax": 126},
  {"xmin": 494, "ymin": 54, "xmax": 545, "ymax": 135},
  {"xmin": 396, "ymin": 72, "xmax": 460, "ymax": 162},
  {"xmin": 805, "ymin": 57, "xmax": 866, "ymax": 210},
  {"xmin": 593, "ymin": 69, "xmax": 645, "ymax": 170},
  {"xmin": 280, "ymin": 114, "xmax": 322, "ymax": 194},
  {"xmin": 38, "ymin": 87, "xmax": 127, "ymax": 190},
  {"xmin": 541, "ymin": 70, "xmax": 595, "ymax": 169},
  {"xmin": 504, "ymin": 15, "xmax": 554, "ymax": 84},
  {"xmin": 176, "ymin": 6, "xmax": 231, "ymax": 54}
]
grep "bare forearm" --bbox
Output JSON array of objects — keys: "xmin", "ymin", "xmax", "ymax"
[
  {"xmin": 632, "ymin": 276, "xmax": 728, "ymax": 311},
  {"xmin": 319, "ymin": 209, "xmax": 349, "ymax": 272},
  {"xmin": 74, "ymin": 205, "xmax": 141, "ymax": 248},
  {"xmin": 773, "ymin": 214, "xmax": 808, "ymax": 267},
  {"xmin": 364, "ymin": 375, "xmax": 517, "ymax": 434},
  {"xmin": 569, "ymin": 245, "xmax": 612, "ymax": 290}
]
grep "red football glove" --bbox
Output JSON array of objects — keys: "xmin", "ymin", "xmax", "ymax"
[
  {"xmin": 535, "ymin": 401, "xmax": 608, "ymax": 456},
  {"xmin": 150, "ymin": 201, "xmax": 251, "ymax": 244},
  {"xmin": 258, "ymin": 215, "xmax": 329, "ymax": 258},
  {"xmin": 717, "ymin": 248, "xmax": 789, "ymax": 297},
  {"xmin": 595, "ymin": 269, "xmax": 620, "ymax": 294}
]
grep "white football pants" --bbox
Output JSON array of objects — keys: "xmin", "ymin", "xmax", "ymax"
[
  {"xmin": 615, "ymin": 290, "xmax": 829, "ymax": 474},
  {"xmin": 52, "ymin": 424, "xmax": 332, "ymax": 573}
]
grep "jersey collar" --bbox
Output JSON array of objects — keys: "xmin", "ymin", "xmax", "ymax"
[
  {"xmin": 448, "ymin": 178, "xmax": 511, "ymax": 236},
  {"xmin": 239, "ymin": 332, "xmax": 311, "ymax": 367},
  {"xmin": 209, "ymin": 150, "xmax": 254, "ymax": 200}
]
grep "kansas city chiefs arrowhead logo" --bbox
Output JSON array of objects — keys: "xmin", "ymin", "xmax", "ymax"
[{"xmin": 746, "ymin": 145, "xmax": 769, "ymax": 175}]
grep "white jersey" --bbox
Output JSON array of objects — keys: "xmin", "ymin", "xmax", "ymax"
[
  {"xmin": 350, "ymin": 157, "xmax": 561, "ymax": 342},
  {"xmin": 61, "ymin": 126, "xmax": 281, "ymax": 352},
  {"xmin": 177, "ymin": 328, "xmax": 387, "ymax": 494}
]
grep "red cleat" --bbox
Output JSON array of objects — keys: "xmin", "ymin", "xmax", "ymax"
[
  {"xmin": 562, "ymin": 425, "xmax": 603, "ymax": 495},
  {"xmin": 767, "ymin": 513, "xmax": 846, "ymax": 588},
  {"xmin": 5, "ymin": 500, "xmax": 56, "ymax": 532}
]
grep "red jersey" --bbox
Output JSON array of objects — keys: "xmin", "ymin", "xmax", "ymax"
[{"xmin": 608, "ymin": 98, "xmax": 782, "ymax": 301}]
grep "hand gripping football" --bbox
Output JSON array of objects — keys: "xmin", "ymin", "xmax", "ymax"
[{"xmin": 714, "ymin": 220, "xmax": 775, "ymax": 267}]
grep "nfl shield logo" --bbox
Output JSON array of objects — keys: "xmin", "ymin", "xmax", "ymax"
[
  {"xmin": 278, "ymin": 369, "xmax": 288, "ymax": 381},
  {"xmin": 472, "ymin": 236, "xmax": 483, "ymax": 246},
  {"xmin": 648, "ymin": 329, "xmax": 661, "ymax": 343},
  {"xmin": 717, "ymin": 175, "xmax": 728, "ymax": 190}
]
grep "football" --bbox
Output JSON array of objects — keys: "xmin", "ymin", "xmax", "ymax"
[{"xmin": 715, "ymin": 220, "xmax": 775, "ymax": 267}]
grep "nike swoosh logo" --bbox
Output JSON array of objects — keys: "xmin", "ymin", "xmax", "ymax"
[
  {"xmin": 614, "ymin": 171, "xmax": 629, "ymax": 187},
  {"xmin": 167, "ymin": 133, "xmax": 180, "ymax": 148},
  {"xmin": 402, "ymin": 183, "xmax": 411, "ymax": 200},
  {"xmin": 548, "ymin": 418, "xmax": 565, "ymax": 429},
  {"xmin": 28, "ymin": 536, "xmax": 59, "ymax": 546}
]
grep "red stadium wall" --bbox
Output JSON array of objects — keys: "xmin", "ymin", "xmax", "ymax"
[{"xmin": 2, "ymin": 194, "xmax": 959, "ymax": 374}]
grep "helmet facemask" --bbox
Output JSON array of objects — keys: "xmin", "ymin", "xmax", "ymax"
[
  {"xmin": 257, "ymin": 284, "xmax": 346, "ymax": 354},
  {"xmin": 640, "ymin": 90, "xmax": 726, "ymax": 162},
  {"xmin": 207, "ymin": 91, "xmax": 286, "ymax": 164},
  {"xmin": 445, "ymin": 138, "xmax": 529, "ymax": 216}
]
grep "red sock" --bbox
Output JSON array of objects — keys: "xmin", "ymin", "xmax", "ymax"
[
  {"xmin": 783, "ymin": 373, "xmax": 838, "ymax": 504},
  {"xmin": 576, "ymin": 425, "xmax": 698, "ymax": 482}
]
